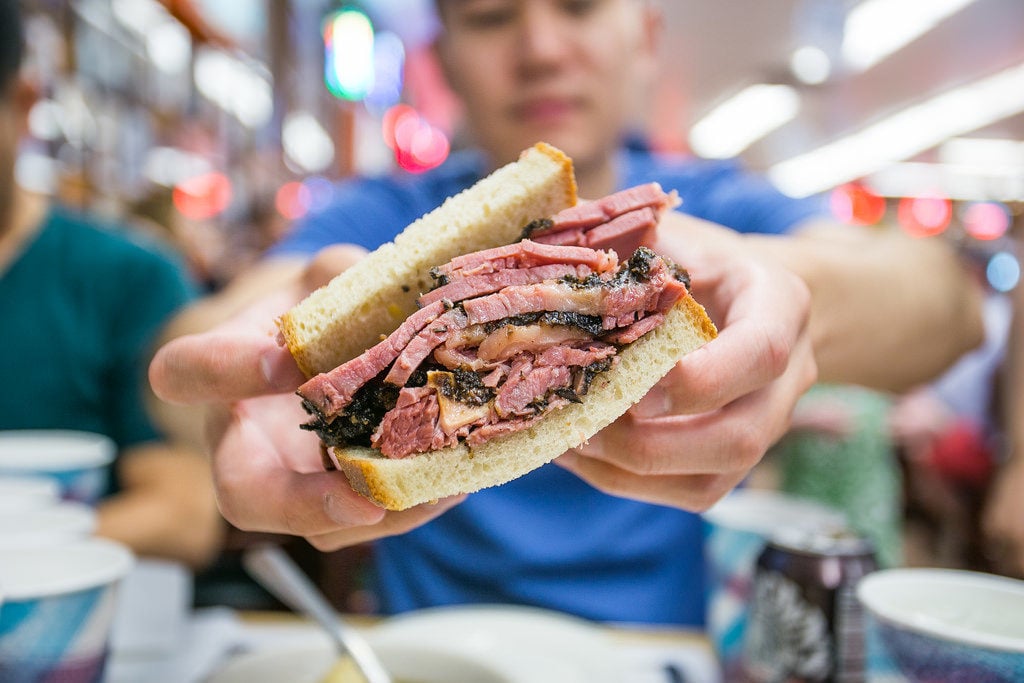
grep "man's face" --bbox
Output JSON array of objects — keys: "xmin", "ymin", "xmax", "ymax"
[{"xmin": 435, "ymin": 0, "xmax": 656, "ymax": 170}]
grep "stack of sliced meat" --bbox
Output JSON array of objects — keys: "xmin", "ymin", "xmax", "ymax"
[{"xmin": 298, "ymin": 184, "xmax": 688, "ymax": 459}]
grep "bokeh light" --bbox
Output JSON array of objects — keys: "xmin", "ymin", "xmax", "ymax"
[
  {"xmin": 986, "ymin": 251, "xmax": 1020, "ymax": 293},
  {"xmin": 173, "ymin": 172, "xmax": 232, "ymax": 220},
  {"xmin": 382, "ymin": 104, "xmax": 450, "ymax": 173},
  {"xmin": 324, "ymin": 8, "xmax": 375, "ymax": 101},
  {"xmin": 962, "ymin": 201, "xmax": 1010, "ymax": 241},
  {"xmin": 897, "ymin": 194, "xmax": 952, "ymax": 237},
  {"xmin": 829, "ymin": 182, "xmax": 887, "ymax": 225},
  {"xmin": 275, "ymin": 181, "xmax": 312, "ymax": 221}
]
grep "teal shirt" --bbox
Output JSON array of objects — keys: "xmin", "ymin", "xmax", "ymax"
[{"xmin": 0, "ymin": 207, "xmax": 196, "ymax": 488}]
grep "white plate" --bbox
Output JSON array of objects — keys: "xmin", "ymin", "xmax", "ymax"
[{"xmin": 207, "ymin": 604, "xmax": 626, "ymax": 683}]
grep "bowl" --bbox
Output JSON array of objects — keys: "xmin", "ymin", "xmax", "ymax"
[
  {"xmin": 0, "ymin": 538, "xmax": 135, "ymax": 683},
  {"xmin": 0, "ymin": 431, "xmax": 116, "ymax": 505},
  {"xmin": 0, "ymin": 476, "xmax": 60, "ymax": 514},
  {"xmin": 0, "ymin": 502, "xmax": 97, "ymax": 549},
  {"xmin": 857, "ymin": 568, "xmax": 1024, "ymax": 682}
]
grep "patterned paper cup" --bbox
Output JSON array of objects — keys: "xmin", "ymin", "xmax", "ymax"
[
  {"xmin": 0, "ymin": 502, "xmax": 97, "ymax": 549},
  {"xmin": 0, "ymin": 431, "xmax": 116, "ymax": 505},
  {"xmin": 858, "ymin": 568, "xmax": 1024, "ymax": 682},
  {"xmin": 0, "ymin": 476, "xmax": 60, "ymax": 514},
  {"xmin": 702, "ymin": 489, "xmax": 847, "ymax": 678},
  {"xmin": 0, "ymin": 538, "xmax": 134, "ymax": 683}
]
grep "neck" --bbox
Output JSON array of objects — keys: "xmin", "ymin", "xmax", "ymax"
[
  {"xmin": 0, "ymin": 184, "xmax": 47, "ymax": 273},
  {"xmin": 573, "ymin": 155, "xmax": 619, "ymax": 201}
]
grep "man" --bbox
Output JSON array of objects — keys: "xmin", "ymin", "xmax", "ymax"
[
  {"xmin": 151, "ymin": 0, "xmax": 983, "ymax": 622},
  {"xmin": 0, "ymin": 0, "xmax": 222, "ymax": 569}
]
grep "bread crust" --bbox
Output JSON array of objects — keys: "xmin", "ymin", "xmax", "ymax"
[{"xmin": 329, "ymin": 294, "xmax": 717, "ymax": 510}]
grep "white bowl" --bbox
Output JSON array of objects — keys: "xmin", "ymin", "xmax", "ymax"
[
  {"xmin": 0, "ymin": 431, "xmax": 116, "ymax": 504},
  {"xmin": 0, "ymin": 476, "xmax": 60, "ymax": 513},
  {"xmin": 0, "ymin": 502, "xmax": 97, "ymax": 549},
  {"xmin": 857, "ymin": 568, "xmax": 1024, "ymax": 681}
]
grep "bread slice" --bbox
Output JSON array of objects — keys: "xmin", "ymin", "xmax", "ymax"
[
  {"xmin": 279, "ymin": 142, "xmax": 577, "ymax": 378},
  {"xmin": 329, "ymin": 295, "xmax": 717, "ymax": 510}
]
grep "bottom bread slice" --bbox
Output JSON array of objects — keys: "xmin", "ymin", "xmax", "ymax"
[{"xmin": 330, "ymin": 294, "xmax": 718, "ymax": 510}]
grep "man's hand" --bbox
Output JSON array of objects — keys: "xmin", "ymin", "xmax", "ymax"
[
  {"xmin": 983, "ymin": 457, "xmax": 1024, "ymax": 577},
  {"xmin": 149, "ymin": 246, "xmax": 462, "ymax": 551},
  {"xmin": 557, "ymin": 215, "xmax": 817, "ymax": 510}
]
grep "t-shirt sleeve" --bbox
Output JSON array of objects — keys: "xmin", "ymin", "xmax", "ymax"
[{"xmin": 105, "ymin": 243, "xmax": 197, "ymax": 449}]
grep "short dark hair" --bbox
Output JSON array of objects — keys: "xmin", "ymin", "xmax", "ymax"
[{"xmin": 0, "ymin": 0, "xmax": 25, "ymax": 92}]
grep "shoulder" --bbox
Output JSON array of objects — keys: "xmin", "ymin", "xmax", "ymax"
[
  {"xmin": 45, "ymin": 206, "xmax": 197, "ymax": 301},
  {"xmin": 278, "ymin": 150, "xmax": 485, "ymax": 254}
]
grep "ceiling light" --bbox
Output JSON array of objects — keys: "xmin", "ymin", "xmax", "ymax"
[
  {"xmin": 843, "ymin": 0, "xmax": 979, "ymax": 72},
  {"xmin": 768, "ymin": 61, "xmax": 1024, "ymax": 197},
  {"xmin": 689, "ymin": 84, "xmax": 801, "ymax": 159}
]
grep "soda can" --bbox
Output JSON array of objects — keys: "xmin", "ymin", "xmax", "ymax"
[{"xmin": 740, "ymin": 529, "xmax": 878, "ymax": 682}]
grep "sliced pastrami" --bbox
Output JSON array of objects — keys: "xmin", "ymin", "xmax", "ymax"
[
  {"xmin": 418, "ymin": 263, "xmax": 592, "ymax": 308},
  {"xmin": 494, "ymin": 361, "xmax": 573, "ymax": 418},
  {"xmin": 298, "ymin": 299, "xmax": 448, "ymax": 418},
  {"xmin": 385, "ymin": 307, "xmax": 469, "ymax": 386},
  {"xmin": 525, "ymin": 183, "xmax": 677, "ymax": 241},
  {"xmin": 601, "ymin": 313, "xmax": 664, "ymax": 345},
  {"xmin": 434, "ymin": 240, "xmax": 618, "ymax": 281},
  {"xmin": 371, "ymin": 387, "xmax": 460, "ymax": 458}
]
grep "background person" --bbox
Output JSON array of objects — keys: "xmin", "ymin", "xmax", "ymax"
[
  {"xmin": 150, "ymin": 0, "xmax": 984, "ymax": 624},
  {"xmin": 0, "ymin": 0, "xmax": 223, "ymax": 570}
]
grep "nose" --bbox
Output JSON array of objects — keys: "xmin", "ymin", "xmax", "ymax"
[{"xmin": 516, "ymin": 3, "xmax": 572, "ymax": 76}]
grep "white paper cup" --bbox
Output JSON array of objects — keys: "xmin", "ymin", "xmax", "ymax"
[
  {"xmin": 0, "ymin": 431, "xmax": 116, "ymax": 505},
  {"xmin": 0, "ymin": 538, "xmax": 134, "ymax": 683},
  {"xmin": 858, "ymin": 568, "xmax": 1024, "ymax": 681},
  {"xmin": 0, "ymin": 502, "xmax": 97, "ymax": 549},
  {"xmin": 702, "ymin": 489, "xmax": 847, "ymax": 678},
  {"xmin": 0, "ymin": 476, "xmax": 60, "ymax": 514}
]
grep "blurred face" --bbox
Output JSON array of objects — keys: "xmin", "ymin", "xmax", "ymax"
[{"xmin": 435, "ymin": 0, "xmax": 657, "ymax": 172}]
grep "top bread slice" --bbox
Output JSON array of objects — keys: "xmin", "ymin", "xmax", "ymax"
[{"xmin": 279, "ymin": 142, "xmax": 578, "ymax": 378}]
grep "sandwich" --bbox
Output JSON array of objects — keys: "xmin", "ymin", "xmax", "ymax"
[{"xmin": 278, "ymin": 143, "xmax": 717, "ymax": 510}]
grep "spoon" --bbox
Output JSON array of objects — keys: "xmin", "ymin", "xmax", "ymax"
[{"xmin": 243, "ymin": 543, "xmax": 392, "ymax": 683}]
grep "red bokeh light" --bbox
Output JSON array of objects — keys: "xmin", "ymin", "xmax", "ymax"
[
  {"xmin": 275, "ymin": 181, "xmax": 312, "ymax": 221},
  {"xmin": 962, "ymin": 202, "xmax": 1009, "ymax": 241},
  {"xmin": 829, "ymin": 182, "xmax": 887, "ymax": 225},
  {"xmin": 897, "ymin": 194, "xmax": 952, "ymax": 238},
  {"xmin": 382, "ymin": 104, "xmax": 450, "ymax": 173},
  {"xmin": 173, "ymin": 172, "xmax": 232, "ymax": 220}
]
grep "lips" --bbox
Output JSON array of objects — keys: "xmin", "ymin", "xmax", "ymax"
[{"xmin": 511, "ymin": 97, "xmax": 584, "ymax": 126}]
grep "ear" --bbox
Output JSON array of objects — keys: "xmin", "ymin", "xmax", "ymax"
[
  {"xmin": 636, "ymin": 2, "xmax": 663, "ymax": 76},
  {"xmin": 11, "ymin": 77, "xmax": 39, "ymax": 136}
]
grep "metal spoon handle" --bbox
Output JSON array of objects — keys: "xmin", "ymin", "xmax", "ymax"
[{"xmin": 243, "ymin": 544, "xmax": 392, "ymax": 683}]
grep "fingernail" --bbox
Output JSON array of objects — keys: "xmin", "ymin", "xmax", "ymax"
[
  {"xmin": 324, "ymin": 491, "xmax": 385, "ymax": 526},
  {"xmin": 260, "ymin": 349, "xmax": 304, "ymax": 392},
  {"xmin": 632, "ymin": 386, "xmax": 671, "ymax": 419}
]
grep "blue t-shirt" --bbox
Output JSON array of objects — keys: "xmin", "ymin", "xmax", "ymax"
[{"xmin": 273, "ymin": 146, "xmax": 824, "ymax": 625}]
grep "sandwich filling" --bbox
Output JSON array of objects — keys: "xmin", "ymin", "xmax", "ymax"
[{"xmin": 297, "ymin": 184, "xmax": 687, "ymax": 459}]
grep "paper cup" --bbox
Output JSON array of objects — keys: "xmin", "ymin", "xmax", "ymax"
[
  {"xmin": 0, "ymin": 502, "xmax": 97, "ymax": 549},
  {"xmin": 858, "ymin": 568, "xmax": 1024, "ymax": 682},
  {"xmin": 702, "ymin": 489, "xmax": 847, "ymax": 678},
  {"xmin": 0, "ymin": 476, "xmax": 60, "ymax": 514},
  {"xmin": 0, "ymin": 538, "xmax": 134, "ymax": 683},
  {"xmin": 0, "ymin": 431, "xmax": 116, "ymax": 505}
]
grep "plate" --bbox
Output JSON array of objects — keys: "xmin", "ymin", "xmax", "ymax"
[{"xmin": 207, "ymin": 604, "xmax": 626, "ymax": 683}]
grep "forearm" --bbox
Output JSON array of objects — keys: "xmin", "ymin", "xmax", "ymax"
[
  {"xmin": 97, "ymin": 445, "xmax": 224, "ymax": 570},
  {"xmin": 745, "ymin": 222, "xmax": 985, "ymax": 392}
]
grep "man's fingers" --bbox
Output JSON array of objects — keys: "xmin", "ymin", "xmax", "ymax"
[
  {"xmin": 302, "ymin": 244, "xmax": 369, "ymax": 291},
  {"xmin": 305, "ymin": 495, "xmax": 466, "ymax": 551},
  {"xmin": 150, "ymin": 333, "xmax": 305, "ymax": 404},
  {"xmin": 556, "ymin": 453, "xmax": 743, "ymax": 512},
  {"xmin": 212, "ymin": 408, "xmax": 386, "ymax": 535}
]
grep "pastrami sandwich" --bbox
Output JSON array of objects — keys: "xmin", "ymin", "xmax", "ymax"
[{"xmin": 278, "ymin": 143, "xmax": 717, "ymax": 510}]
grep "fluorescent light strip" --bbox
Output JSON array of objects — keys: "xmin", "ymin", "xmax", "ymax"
[
  {"xmin": 768, "ymin": 62, "xmax": 1024, "ymax": 197},
  {"xmin": 843, "ymin": 0, "xmax": 979, "ymax": 72},
  {"xmin": 689, "ymin": 84, "xmax": 801, "ymax": 159},
  {"xmin": 867, "ymin": 162, "xmax": 1024, "ymax": 202}
]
